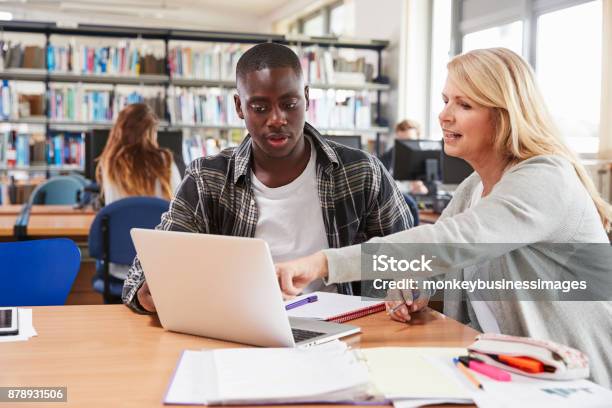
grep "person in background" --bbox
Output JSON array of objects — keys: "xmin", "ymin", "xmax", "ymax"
[
  {"xmin": 96, "ymin": 103, "xmax": 182, "ymax": 281},
  {"xmin": 395, "ymin": 119, "xmax": 421, "ymax": 140},
  {"xmin": 381, "ymin": 119, "xmax": 429, "ymax": 196},
  {"xmin": 276, "ymin": 48, "xmax": 612, "ymax": 387}
]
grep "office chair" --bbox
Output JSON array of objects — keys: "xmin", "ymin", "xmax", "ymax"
[
  {"xmin": 0, "ymin": 239, "xmax": 81, "ymax": 306},
  {"xmin": 28, "ymin": 176, "xmax": 84, "ymax": 205},
  {"xmin": 403, "ymin": 193, "xmax": 420, "ymax": 226},
  {"xmin": 89, "ymin": 197, "xmax": 169, "ymax": 303}
]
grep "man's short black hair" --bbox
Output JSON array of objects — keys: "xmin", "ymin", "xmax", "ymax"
[{"xmin": 236, "ymin": 42, "xmax": 303, "ymax": 82}]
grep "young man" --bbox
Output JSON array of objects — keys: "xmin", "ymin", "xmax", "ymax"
[{"xmin": 122, "ymin": 43, "xmax": 413, "ymax": 313}]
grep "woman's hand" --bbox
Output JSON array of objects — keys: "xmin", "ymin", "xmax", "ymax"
[
  {"xmin": 276, "ymin": 252, "xmax": 329, "ymax": 298},
  {"xmin": 385, "ymin": 288, "xmax": 429, "ymax": 323}
]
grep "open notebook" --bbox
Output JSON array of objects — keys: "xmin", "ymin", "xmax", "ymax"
[{"xmin": 284, "ymin": 291, "xmax": 385, "ymax": 323}]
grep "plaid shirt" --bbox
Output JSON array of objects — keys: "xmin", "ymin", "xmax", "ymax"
[{"xmin": 123, "ymin": 123, "xmax": 413, "ymax": 313}]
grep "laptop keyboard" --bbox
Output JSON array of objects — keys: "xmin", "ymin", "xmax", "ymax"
[{"xmin": 291, "ymin": 328, "xmax": 325, "ymax": 343}]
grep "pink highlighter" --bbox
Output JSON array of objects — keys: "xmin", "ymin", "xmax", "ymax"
[{"xmin": 459, "ymin": 356, "xmax": 511, "ymax": 382}]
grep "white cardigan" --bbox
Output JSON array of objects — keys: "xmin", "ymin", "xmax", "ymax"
[{"xmin": 323, "ymin": 155, "xmax": 612, "ymax": 387}]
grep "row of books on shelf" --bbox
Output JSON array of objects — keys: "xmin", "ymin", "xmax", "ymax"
[
  {"xmin": 0, "ymin": 80, "xmax": 46, "ymax": 120},
  {"xmin": 48, "ymin": 87, "xmax": 113, "ymax": 122},
  {"xmin": 0, "ymin": 41, "xmax": 165, "ymax": 75},
  {"xmin": 296, "ymin": 46, "xmax": 374, "ymax": 85},
  {"xmin": 166, "ymin": 87, "xmax": 241, "ymax": 126},
  {"xmin": 47, "ymin": 43, "xmax": 165, "ymax": 76},
  {"xmin": 47, "ymin": 86, "xmax": 165, "ymax": 122},
  {"xmin": 1, "ymin": 42, "xmax": 374, "ymax": 86},
  {"xmin": 0, "ymin": 130, "xmax": 85, "ymax": 168},
  {"xmin": 168, "ymin": 44, "xmax": 244, "ymax": 81},
  {"xmin": 182, "ymin": 133, "xmax": 234, "ymax": 164},
  {"xmin": 0, "ymin": 81, "xmax": 375, "ymax": 129},
  {"xmin": 167, "ymin": 88, "xmax": 373, "ymax": 129},
  {"xmin": 165, "ymin": 45, "xmax": 374, "ymax": 85},
  {"xmin": 308, "ymin": 90, "xmax": 372, "ymax": 129},
  {"xmin": 0, "ymin": 42, "xmax": 45, "ymax": 70}
]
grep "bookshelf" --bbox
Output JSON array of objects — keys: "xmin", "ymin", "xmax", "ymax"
[{"xmin": 0, "ymin": 21, "xmax": 391, "ymax": 180}]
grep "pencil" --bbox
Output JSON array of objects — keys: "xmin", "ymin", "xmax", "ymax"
[{"xmin": 453, "ymin": 358, "xmax": 484, "ymax": 390}]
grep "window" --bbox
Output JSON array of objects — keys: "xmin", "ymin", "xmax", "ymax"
[
  {"xmin": 288, "ymin": 2, "xmax": 347, "ymax": 37},
  {"xmin": 429, "ymin": 0, "xmax": 453, "ymax": 139},
  {"xmin": 330, "ymin": 3, "xmax": 346, "ymax": 36},
  {"xmin": 462, "ymin": 21, "xmax": 523, "ymax": 55},
  {"xmin": 536, "ymin": 0, "xmax": 602, "ymax": 154},
  {"xmin": 303, "ymin": 12, "xmax": 325, "ymax": 36},
  {"xmin": 449, "ymin": 0, "xmax": 606, "ymax": 157}
]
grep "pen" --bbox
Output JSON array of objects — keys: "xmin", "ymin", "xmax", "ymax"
[
  {"xmin": 453, "ymin": 358, "xmax": 484, "ymax": 390},
  {"xmin": 459, "ymin": 356, "xmax": 511, "ymax": 381},
  {"xmin": 285, "ymin": 295, "xmax": 318, "ymax": 311},
  {"xmin": 388, "ymin": 303, "xmax": 408, "ymax": 314},
  {"xmin": 387, "ymin": 290, "xmax": 420, "ymax": 315}
]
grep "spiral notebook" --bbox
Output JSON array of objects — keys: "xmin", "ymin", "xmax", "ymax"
[{"xmin": 285, "ymin": 292, "xmax": 385, "ymax": 323}]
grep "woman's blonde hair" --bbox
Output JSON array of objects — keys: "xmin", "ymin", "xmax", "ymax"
[
  {"xmin": 96, "ymin": 103, "xmax": 173, "ymax": 199},
  {"xmin": 447, "ymin": 47, "xmax": 611, "ymax": 231}
]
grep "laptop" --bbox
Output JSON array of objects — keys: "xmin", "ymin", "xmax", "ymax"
[{"xmin": 130, "ymin": 229, "xmax": 361, "ymax": 347}]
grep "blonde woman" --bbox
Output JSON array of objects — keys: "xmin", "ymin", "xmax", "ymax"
[{"xmin": 276, "ymin": 48, "xmax": 612, "ymax": 386}]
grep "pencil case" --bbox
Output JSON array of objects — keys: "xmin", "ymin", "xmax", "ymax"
[{"xmin": 467, "ymin": 333, "xmax": 589, "ymax": 380}]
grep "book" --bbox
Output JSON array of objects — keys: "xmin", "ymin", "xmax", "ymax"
[{"xmin": 284, "ymin": 291, "xmax": 385, "ymax": 323}]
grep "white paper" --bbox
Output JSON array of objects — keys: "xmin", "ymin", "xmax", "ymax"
[
  {"xmin": 393, "ymin": 398, "xmax": 473, "ymax": 408},
  {"xmin": 429, "ymin": 354, "xmax": 612, "ymax": 408},
  {"xmin": 0, "ymin": 309, "xmax": 37, "ymax": 342},
  {"xmin": 164, "ymin": 350, "xmax": 210, "ymax": 405},
  {"xmin": 285, "ymin": 291, "xmax": 384, "ymax": 320},
  {"xmin": 165, "ymin": 341, "xmax": 373, "ymax": 405},
  {"xmin": 472, "ymin": 379, "xmax": 612, "ymax": 408}
]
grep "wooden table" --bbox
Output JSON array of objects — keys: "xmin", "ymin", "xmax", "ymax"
[
  {"xmin": 419, "ymin": 210, "xmax": 440, "ymax": 224},
  {"xmin": 26, "ymin": 213, "xmax": 95, "ymax": 239},
  {"xmin": 0, "ymin": 205, "xmax": 95, "ymax": 215},
  {"xmin": 0, "ymin": 205, "xmax": 23, "ymax": 215},
  {"xmin": 0, "ymin": 205, "xmax": 95, "ymax": 240},
  {"xmin": 0, "ymin": 213, "xmax": 14, "ymax": 238},
  {"xmin": 0, "ymin": 305, "xmax": 479, "ymax": 408}
]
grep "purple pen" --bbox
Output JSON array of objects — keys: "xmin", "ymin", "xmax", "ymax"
[{"xmin": 285, "ymin": 295, "xmax": 318, "ymax": 310}]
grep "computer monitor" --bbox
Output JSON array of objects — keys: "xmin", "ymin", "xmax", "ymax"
[
  {"xmin": 324, "ymin": 135, "xmax": 362, "ymax": 150},
  {"xmin": 85, "ymin": 129, "xmax": 184, "ymax": 180},
  {"xmin": 392, "ymin": 139, "xmax": 442, "ymax": 181},
  {"xmin": 441, "ymin": 148, "xmax": 473, "ymax": 185}
]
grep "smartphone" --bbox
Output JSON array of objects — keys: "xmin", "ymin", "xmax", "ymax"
[{"xmin": 0, "ymin": 307, "xmax": 19, "ymax": 335}]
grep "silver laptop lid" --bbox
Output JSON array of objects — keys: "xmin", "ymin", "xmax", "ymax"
[{"xmin": 131, "ymin": 229, "xmax": 296, "ymax": 347}]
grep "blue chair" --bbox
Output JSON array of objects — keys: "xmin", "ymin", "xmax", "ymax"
[
  {"xmin": 0, "ymin": 239, "xmax": 81, "ymax": 306},
  {"xmin": 89, "ymin": 197, "xmax": 169, "ymax": 303},
  {"xmin": 29, "ymin": 176, "xmax": 84, "ymax": 205},
  {"xmin": 403, "ymin": 193, "xmax": 420, "ymax": 226}
]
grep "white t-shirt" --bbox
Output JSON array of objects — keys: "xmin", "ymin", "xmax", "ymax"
[
  {"xmin": 102, "ymin": 162, "xmax": 182, "ymax": 280},
  {"xmin": 464, "ymin": 181, "xmax": 501, "ymax": 334},
  {"xmin": 251, "ymin": 138, "xmax": 331, "ymax": 293}
]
